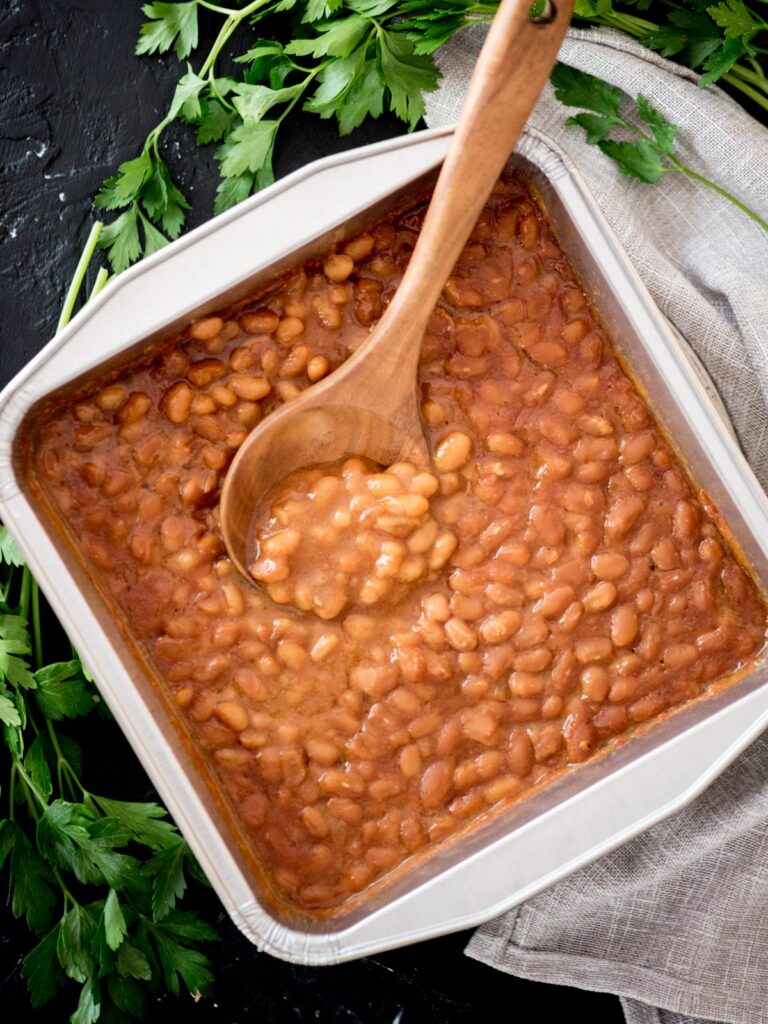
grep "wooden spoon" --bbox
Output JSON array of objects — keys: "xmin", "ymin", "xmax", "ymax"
[{"xmin": 221, "ymin": 0, "xmax": 573, "ymax": 581}]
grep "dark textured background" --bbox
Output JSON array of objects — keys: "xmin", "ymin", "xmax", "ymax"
[{"xmin": 0, "ymin": 1, "xmax": 625, "ymax": 1019}]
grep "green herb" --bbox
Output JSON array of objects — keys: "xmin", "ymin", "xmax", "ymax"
[
  {"xmin": 94, "ymin": 0, "xmax": 444, "ymax": 270},
  {"xmin": 0, "ymin": 245, "xmax": 217, "ymax": 1022},
  {"xmin": 89, "ymin": 0, "xmax": 768, "ymax": 273},
  {"xmin": 551, "ymin": 62, "xmax": 768, "ymax": 232}
]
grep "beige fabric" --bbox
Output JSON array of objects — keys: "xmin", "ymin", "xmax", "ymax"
[{"xmin": 424, "ymin": 25, "xmax": 768, "ymax": 1024}]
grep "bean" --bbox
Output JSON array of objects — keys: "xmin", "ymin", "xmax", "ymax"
[
  {"xmin": 535, "ymin": 585, "xmax": 575, "ymax": 618},
  {"xmin": 652, "ymin": 538, "xmax": 680, "ymax": 570},
  {"xmin": 95, "ymin": 384, "xmax": 127, "ymax": 410},
  {"xmin": 575, "ymin": 636, "xmax": 613, "ymax": 662},
  {"xmin": 400, "ymin": 744, "xmax": 422, "ymax": 778},
  {"xmin": 479, "ymin": 609, "xmax": 521, "ymax": 644},
  {"xmin": 323, "ymin": 253, "xmax": 354, "ymax": 282},
  {"xmin": 420, "ymin": 761, "xmax": 453, "ymax": 809},
  {"xmin": 275, "ymin": 317, "xmax": 305, "ymax": 344},
  {"xmin": 230, "ymin": 375, "xmax": 272, "ymax": 401},
  {"xmin": 591, "ymin": 552, "xmax": 630, "ymax": 581},
  {"xmin": 211, "ymin": 384, "xmax": 237, "ymax": 408},
  {"xmin": 507, "ymin": 728, "xmax": 534, "ymax": 776},
  {"xmin": 189, "ymin": 316, "xmax": 224, "ymax": 341},
  {"xmin": 117, "ymin": 392, "xmax": 151, "ymax": 425},
  {"xmin": 621, "ymin": 431, "xmax": 655, "ymax": 466},
  {"xmin": 581, "ymin": 665, "xmax": 610, "ymax": 702},
  {"xmin": 608, "ymin": 677, "xmax": 639, "ymax": 703},
  {"xmin": 487, "ymin": 432, "xmax": 525, "ymax": 456},
  {"xmin": 611, "ymin": 604, "xmax": 639, "ymax": 647},
  {"xmin": 344, "ymin": 233, "xmax": 375, "ymax": 261},
  {"xmin": 605, "ymin": 495, "xmax": 644, "ymax": 538},
  {"xmin": 429, "ymin": 532, "xmax": 458, "ymax": 570},
  {"xmin": 434, "ymin": 431, "xmax": 472, "ymax": 473},
  {"xmin": 532, "ymin": 724, "xmax": 562, "ymax": 762},
  {"xmin": 307, "ymin": 355, "xmax": 330, "ymax": 382},
  {"xmin": 240, "ymin": 311, "xmax": 279, "ymax": 337},
  {"xmin": 444, "ymin": 617, "xmax": 477, "ymax": 651},
  {"xmin": 214, "ymin": 701, "xmax": 249, "ymax": 731},
  {"xmin": 662, "ymin": 643, "xmax": 698, "ymax": 670},
  {"xmin": 285, "ymin": 333, "xmax": 323, "ymax": 375},
  {"xmin": 563, "ymin": 714, "xmax": 597, "ymax": 762}
]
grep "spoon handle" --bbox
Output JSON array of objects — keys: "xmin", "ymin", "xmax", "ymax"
[{"xmin": 356, "ymin": 0, "xmax": 573, "ymax": 389}]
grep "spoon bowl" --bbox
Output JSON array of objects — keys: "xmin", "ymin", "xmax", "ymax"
[{"xmin": 220, "ymin": 0, "xmax": 573, "ymax": 584}]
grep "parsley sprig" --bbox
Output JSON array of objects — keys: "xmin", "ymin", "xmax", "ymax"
[
  {"xmin": 95, "ymin": 0, "xmax": 440, "ymax": 271},
  {"xmin": 551, "ymin": 62, "xmax": 768, "ymax": 232},
  {"xmin": 0, "ymin": 246, "xmax": 217, "ymax": 1022}
]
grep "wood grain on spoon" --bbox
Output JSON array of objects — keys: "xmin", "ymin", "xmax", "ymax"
[{"xmin": 221, "ymin": 0, "xmax": 574, "ymax": 582}]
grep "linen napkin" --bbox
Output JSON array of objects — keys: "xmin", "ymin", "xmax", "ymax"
[{"xmin": 423, "ymin": 24, "xmax": 768, "ymax": 1024}]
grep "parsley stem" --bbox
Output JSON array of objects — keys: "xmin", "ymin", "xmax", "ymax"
[
  {"xmin": 15, "ymin": 760, "xmax": 48, "ymax": 813},
  {"xmin": 199, "ymin": 0, "xmax": 271, "ymax": 79},
  {"xmin": 89, "ymin": 267, "xmax": 110, "ymax": 300},
  {"xmin": 721, "ymin": 70, "xmax": 768, "ymax": 111},
  {"xmin": 56, "ymin": 221, "xmax": 103, "ymax": 334},
  {"xmin": 31, "ymin": 579, "xmax": 42, "ymax": 670},
  {"xmin": 19, "ymin": 565, "xmax": 31, "ymax": 621},
  {"xmin": 197, "ymin": 0, "xmax": 239, "ymax": 13},
  {"xmin": 671, "ymin": 156, "xmax": 768, "ymax": 232},
  {"xmin": 9, "ymin": 762, "xmax": 16, "ymax": 821}
]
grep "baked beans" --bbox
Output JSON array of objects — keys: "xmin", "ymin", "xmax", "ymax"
[{"xmin": 33, "ymin": 174, "xmax": 767, "ymax": 913}]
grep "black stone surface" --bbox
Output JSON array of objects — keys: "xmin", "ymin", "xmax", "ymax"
[{"xmin": 0, "ymin": 2, "xmax": 626, "ymax": 1020}]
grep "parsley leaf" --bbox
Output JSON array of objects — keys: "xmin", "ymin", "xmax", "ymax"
[
  {"xmin": 144, "ymin": 919, "xmax": 215, "ymax": 998},
  {"xmin": 115, "ymin": 942, "xmax": 153, "ymax": 981},
  {"xmin": 700, "ymin": 34, "xmax": 750, "ymax": 83},
  {"xmin": 216, "ymin": 120, "xmax": 278, "ymax": 178},
  {"xmin": 232, "ymin": 82, "xmax": 305, "ymax": 122},
  {"xmin": 377, "ymin": 29, "xmax": 440, "ymax": 128},
  {"xmin": 305, "ymin": 49, "xmax": 366, "ymax": 118},
  {"xmin": 565, "ymin": 112, "xmax": 620, "ymax": 143},
  {"xmin": 140, "ymin": 158, "xmax": 190, "ymax": 239},
  {"xmin": 57, "ymin": 903, "xmax": 96, "ymax": 983},
  {"xmin": 34, "ymin": 660, "xmax": 93, "ymax": 720},
  {"xmin": 598, "ymin": 138, "xmax": 667, "ymax": 182},
  {"xmin": 103, "ymin": 888, "xmax": 129, "ymax": 951},
  {"xmin": 135, "ymin": 2, "xmax": 200, "ymax": 60},
  {"xmin": 94, "ymin": 154, "xmax": 153, "ymax": 210},
  {"xmin": 305, "ymin": 0, "xmax": 345, "ymax": 19},
  {"xmin": 707, "ymin": 0, "xmax": 762, "ymax": 39},
  {"xmin": 636, "ymin": 94, "xmax": 677, "ymax": 154},
  {"xmin": 138, "ymin": 210, "xmax": 170, "ymax": 258},
  {"xmin": 23, "ymin": 923, "xmax": 66, "ymax": 1008},
  {"xmin": 0, "ymin": 527, "xmax": 24, "ymax": 567},
  {"xmin": 0, "ymin": 688, "xmax": 21, "ymax": 728},
  {"xmin": 107, "ymin": 974, "xmax": 147, "ymax": 1019},
  {"xmin": 0, "ymin": 614, "xmax": 35, "ymax": 690},
  {"xmin": 194, "ymin": 98, "xmax": 234, "ymax": 144},
  {"xmin": 286, "ymin": 14, "xmax": 370, "ymax": 57},
  {"xmin": 71, "ymin": 977, "xmax": 101, "ymax": 1024},
  {"xmin": 3, "ymin": 821, "xmax": 58, "ymax": 935},
  {"xmin": 24, "ymin": 736, "xmax": 53, "ymax": 799},
  {"xmin": 168, "ymin": 66, "xmax": 207, "ymax": 121},
  {"xmin": 337, "ymin": 58, "xmax": 385, "ymax": 134},
  {"xmin": 145, "ymin": 837, "xmax": 195, "ymax": 920},
  {"xmin": 641, "ymin": 10, "xmax": 723, "ymax": 68},
  {"xmin": 214, "ymin": 173, "xmax": 255, "ymax": 214},
  {"xmin": 98, "ymin": 206, "xmax": 142, "ymax": 274},
  {"xmin": 36, "ymin": 800, "xmax": 139, "ymax": 889},
  {"xmin": 550, "ymin": 62, "xmax": 623, "ymax": 117},
  {"xmin": 89, "ymin": 796, "xmax": 178, "ymax": 851}
]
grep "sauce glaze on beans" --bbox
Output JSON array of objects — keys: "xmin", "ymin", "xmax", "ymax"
[{"xmin": 33, "ymin": 175, "xmax": 767, "ymax": 912}]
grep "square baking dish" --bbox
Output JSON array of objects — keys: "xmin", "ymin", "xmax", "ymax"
[{"xmin": 2, "ymin": 127, "xmax": 768, "ymax": 964}]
